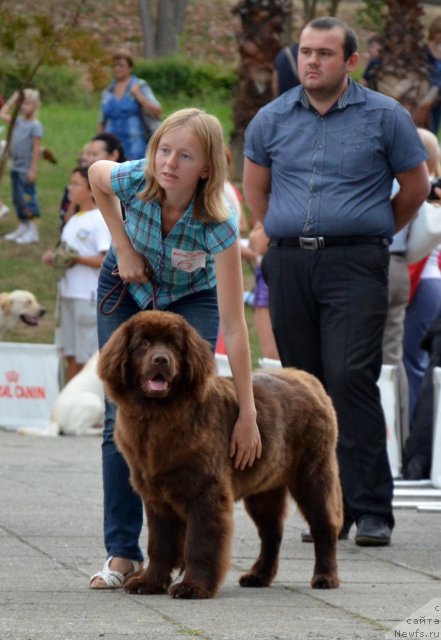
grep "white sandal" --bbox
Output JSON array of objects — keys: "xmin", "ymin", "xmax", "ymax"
[{"xmin": 89, "ymin": 556, "xmax": 141, "ymax": 589}]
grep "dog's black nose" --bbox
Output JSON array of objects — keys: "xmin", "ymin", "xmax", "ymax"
[{"xmin": 152, "ymin": 353, "xmax": 170, "ymax": 365}]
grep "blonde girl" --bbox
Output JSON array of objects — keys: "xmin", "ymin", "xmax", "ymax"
[{"xmin": 88, "ymin": 108, "xmax": 261, "ymax": 590}]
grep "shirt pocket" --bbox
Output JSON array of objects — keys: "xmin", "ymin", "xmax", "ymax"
[{"xmin": 340, "ymin": 138, "xmax": 375, "ymax": 179}]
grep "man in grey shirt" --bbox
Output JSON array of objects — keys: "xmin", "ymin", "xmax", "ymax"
[{"xmin": 243, "ymin": 16, "xmax": 430, "ymax": 546}]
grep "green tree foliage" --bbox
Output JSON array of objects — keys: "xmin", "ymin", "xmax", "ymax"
[
  {"xmin": 357, "ymin": 0, "xmax": 386, "ymax": 31},
  {"xmin": 0, "ymin": 1, "xmax": 108, "ymax": 182},
  {"xmin": 300, "ymin": 0, "xmax": 387, "ymax": 27}
]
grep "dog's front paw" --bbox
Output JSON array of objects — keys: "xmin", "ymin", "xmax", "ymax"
[
  {"xmin": 311, "ymin": 572, "xmax": 340, "ymax": 589},
  {"xmin": 169, "ymin": 581, "xmax": 213, "ymax": 599},
  {"xmin": 239, "ymin": 572, "xmax": 271, "ymax": 587},
  {"xmin": 124, "ymin": 574, "xmax": 168, "ymax": 595}
]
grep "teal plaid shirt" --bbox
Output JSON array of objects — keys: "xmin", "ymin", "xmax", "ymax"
[{"xmin": 110, "ymin": 159, "xmax": 239, "ymax": 309}]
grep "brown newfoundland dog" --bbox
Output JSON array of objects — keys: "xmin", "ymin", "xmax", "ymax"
[{"xmin": 98, "ymin": 310, "xmax": 343, "ymax": 599}]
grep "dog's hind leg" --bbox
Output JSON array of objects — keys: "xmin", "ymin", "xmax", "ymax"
[
  {"xmin": 288, "ymin": 458, "xmax": 342, "ymax": 589},
  {"xmin": 239, "ymin": 486, "xmax": 287, "ymax": 588},
  {"xmin": 124, "ymin": 503, "xmax": 185, "ymax": 595}
]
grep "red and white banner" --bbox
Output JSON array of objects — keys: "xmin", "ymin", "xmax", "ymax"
[{"xmin": 0, "ymin": 342, "xmax": 61, "ymax": 429}]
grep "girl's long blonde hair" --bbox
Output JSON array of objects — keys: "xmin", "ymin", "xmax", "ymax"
[{"xmin": 139, "ymin": 108, "xmax": 229, "ymax": 223}]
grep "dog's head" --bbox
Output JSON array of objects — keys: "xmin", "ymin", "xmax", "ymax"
[
  {"xmin": 0, "ymin": 290, "xmax": 46, "ymax": 331},
  {"xmin": 98, "ymin": 310, "xmax": 216, "ymax": 406}
]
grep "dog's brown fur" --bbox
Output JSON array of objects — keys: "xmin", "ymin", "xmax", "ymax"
[{"xmin": 98, "ymin": 310, "xmax": 343, "ymax": 599}]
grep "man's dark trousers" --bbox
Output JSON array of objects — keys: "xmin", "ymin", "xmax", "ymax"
[{"xmin": 262, "ymin": 242, "xmax": 394, "ymax": 528}]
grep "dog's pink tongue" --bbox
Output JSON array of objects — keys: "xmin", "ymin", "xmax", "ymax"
[
  {"xmin": 148, "ymin": 378, "xmax": 168, "ymax": 392},
  {"xmin": 22, "ymin": 315, "xmax": 39, "ymax": 326}
]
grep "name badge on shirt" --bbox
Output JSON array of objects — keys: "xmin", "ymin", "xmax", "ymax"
[{"xmin": 171, "ymin": 248, "xmax": 206, "ymax": 272}]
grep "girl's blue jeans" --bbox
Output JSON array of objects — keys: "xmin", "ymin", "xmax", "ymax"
[
  {"xmin": 11, "ymin": 170, "xmax": 41, "ymax": 220},
  {"xmin": 96, "ymin": 250, "xmax": 219, "ymax": 561}
]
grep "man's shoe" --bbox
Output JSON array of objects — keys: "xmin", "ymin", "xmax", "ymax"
[
  {"xmin": 403, "ymin": 455, "xmax": 430, "ymax": 480},
  {"xmin": 301, "ymin": 523, "xmax": 351, "ymax": 543},
  {"xmin": 355, "ymin": 516, "xmax": 391, "ymax": 547}
]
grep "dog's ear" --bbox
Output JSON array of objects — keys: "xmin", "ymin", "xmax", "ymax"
[
  {"xmin": 98, "ymin": 321, "xmax": 133, "ymax": 399},
  {"xmin": 182, "ymin": 321, "xmax": 216, "ymax": 398},
  {"xmin": 0, "ymin": 294, "xmax": 11, "ymax": 314}
]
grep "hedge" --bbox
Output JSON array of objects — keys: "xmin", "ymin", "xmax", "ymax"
[
  {"xmin": 134, "ymin": 57, "xmax": 237, "ymax": 98},
  {"xmin": 0, "ymin": 57, "xmax": 237, "ymax": 105}
]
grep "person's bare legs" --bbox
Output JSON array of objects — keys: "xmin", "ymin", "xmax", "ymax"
[
  {"xmin": 65, "ymin": 356, "xmax": 84, "ymax": 382},
  {"xmin": 255, "ymin": 307, "xmax": 279, "ymax": 360}
]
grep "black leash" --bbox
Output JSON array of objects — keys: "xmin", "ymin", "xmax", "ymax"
[{"xmin": 99, "ymin": 259, "xmax": 157, "ymax": 316}]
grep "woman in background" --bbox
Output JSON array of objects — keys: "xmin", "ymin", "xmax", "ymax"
[{"xmin": 99, "ymin": 50, "xmax": 161, "ymax": 160}]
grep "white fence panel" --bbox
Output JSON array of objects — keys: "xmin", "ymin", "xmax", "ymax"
[{"xmin": 0, "ymin": 342, "xmax": 61, "ymax": 429}]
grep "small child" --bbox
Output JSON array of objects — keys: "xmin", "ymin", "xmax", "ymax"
[
  {"xmin": 42, "ymin": 166, "xmax": 111, "ymax": 381},
  {"xmin": 0, "ymin": 89, "xmax": 43, "ymax": 244}
]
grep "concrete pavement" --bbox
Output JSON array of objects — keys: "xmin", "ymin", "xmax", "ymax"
[{"xmin": 1, "ymin": 428, "xmax": 440, "ymax": 640}]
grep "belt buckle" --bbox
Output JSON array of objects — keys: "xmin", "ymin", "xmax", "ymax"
[{"xmin": 299, "ymin": 236, "xmax": 324, "ymax": 250}]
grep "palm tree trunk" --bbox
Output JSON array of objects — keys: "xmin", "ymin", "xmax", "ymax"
[
  {"xmin": 230, "ymin": 0, "xmax": 293, "ymax": 180},
  {"xmin": 373, "ymin": 0, "xmax": 433, "ymax": 127}
]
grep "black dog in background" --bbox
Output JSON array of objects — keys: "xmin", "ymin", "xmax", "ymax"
[{"xmin": 403, "ymin": 315, "xmax": 441, "ymax": 480}]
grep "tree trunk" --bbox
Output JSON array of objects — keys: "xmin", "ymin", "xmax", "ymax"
[
  {"xmin": 373, "ymin": 0, "xmax": 433, "ymax": 127},
  {"xmin": 138, "ymin": 0, "xmax": 188, "ymax": 58},
  {"xmin": 155, "ymin": 0, "xmax": 188, "ymax": 57},
  {"xmin": 174, "ymin": 0, "xmax": 188, "ymax": 35},
  {"xmin": 303, "ymin": 0, "xmax": 319, "ymax": 23},
  {"xmin": 328, "ymin": 0, "xmax": 343, "ymax": 16},
  {"xmin": 230, "ymin": 0, "xmax": 293, "ymax": 180},
  {"xmin": 138, "ymin": 0, "xmax": 155, "ymax": 59}
]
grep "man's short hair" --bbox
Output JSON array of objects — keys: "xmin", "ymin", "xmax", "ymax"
[{"xmin": 305, "ymin": 17, "xmax": 359, "ymax": 61}]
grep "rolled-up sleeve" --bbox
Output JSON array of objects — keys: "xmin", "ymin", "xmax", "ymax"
[{"xmin": 244, "ymin": 112, "xmax": 271, "ymax": 168}]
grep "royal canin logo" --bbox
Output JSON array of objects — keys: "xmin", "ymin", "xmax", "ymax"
[{"xmin": 0, "ymin": 369, "xmax": 45, "ymax": 400}]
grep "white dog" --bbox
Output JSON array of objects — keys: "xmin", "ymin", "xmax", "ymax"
[
  {"xmin": 18, "ymin": 351, "xmax": 104, "ymax": 436},
  {"xmin": 0, "ymin": 289, "xmax": 46, "ymax": 336}
]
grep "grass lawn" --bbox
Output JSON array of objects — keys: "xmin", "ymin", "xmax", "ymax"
[{"xmin": 0, "ymin": 93, "xmax": 261, "ymax": 363}]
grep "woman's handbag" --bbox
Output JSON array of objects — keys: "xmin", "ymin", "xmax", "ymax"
[
  {"xmin": 134, "ymin": 78, "xmax": 161, "ymax": 141},
  {"xmin": 141, "ymin": 110, "xmax": 161, "ymax": 140},
  {"xmin": 405, "ymin": 201, "xmax": 441, "ymax": 265},
  {"xmin": 131, "ymin": 77, "xmax": 161, "ymax": 140}
]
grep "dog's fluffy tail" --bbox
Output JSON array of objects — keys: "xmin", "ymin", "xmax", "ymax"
[{"xmin": 17, "ymin": 422, "xmax": 60, "ymax": 437}]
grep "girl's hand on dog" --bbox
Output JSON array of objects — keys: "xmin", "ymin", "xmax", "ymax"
[{"xmin": 230, "ymin": 413, "xmax": 262, "ymax": 470}]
